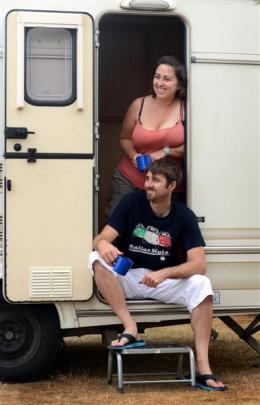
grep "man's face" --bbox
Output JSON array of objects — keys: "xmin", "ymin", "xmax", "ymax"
[{"xmin": 144, "ymin": 171, "xmax": 176, "ymax": 203}]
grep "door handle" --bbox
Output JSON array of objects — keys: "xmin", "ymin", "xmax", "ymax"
[{"xmin": 5, "ymin": 127, "xmax": 35, "ymax": 139}]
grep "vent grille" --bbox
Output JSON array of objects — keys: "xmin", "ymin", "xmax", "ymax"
[{"xmin": 30, "ymin": 266, "xmax": 72, "ymax": 298}]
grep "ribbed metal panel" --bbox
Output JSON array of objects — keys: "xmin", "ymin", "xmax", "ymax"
[{"xmin": 30, "ymin": 266, "xmax": 72, "ymax": 298}]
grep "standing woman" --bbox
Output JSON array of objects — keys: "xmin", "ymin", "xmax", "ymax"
[{"xmin": 107, "ymin": 55, "xmax": 187, "ymax": 216}]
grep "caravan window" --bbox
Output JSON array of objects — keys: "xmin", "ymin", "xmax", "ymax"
[{"xmin": 25, "ymin": 27, "xmax": 76, "ymax": 106}]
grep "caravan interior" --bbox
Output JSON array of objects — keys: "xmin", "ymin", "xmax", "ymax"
[{"xmin": 98, "ymin": 13, "xmax": 187, "ymax": 228}]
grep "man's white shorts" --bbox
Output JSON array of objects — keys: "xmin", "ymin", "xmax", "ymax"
[{"xmin": 88, "ymin": 251, "xmax": 213, "ymax": 313}]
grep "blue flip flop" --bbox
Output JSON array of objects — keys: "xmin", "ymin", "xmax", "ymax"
[
  {"xmin": 196, "ymin": 374, "xmax": 227, "ymax": 391},
  {"xmin": 108, "ymin": 333, "xmax": 146, "ymax": 350}
]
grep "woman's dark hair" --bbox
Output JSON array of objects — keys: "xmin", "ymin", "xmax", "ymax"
[{"xmin": 151, "ymin": 55, "xmax": 187, "ymax": 100}]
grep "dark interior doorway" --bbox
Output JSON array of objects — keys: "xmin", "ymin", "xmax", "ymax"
[{"xmin": 98, "ymin": 13, "xmax": 187, "ymax": 229}]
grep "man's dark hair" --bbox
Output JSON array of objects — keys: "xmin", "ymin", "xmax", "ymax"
[
  {"xmin": 148, "ymin": 157, "xmax": 183, "ymax": 186},
  {"xmin": 151, "ymin": 55, "xmax": 187, "ymax": 100}
]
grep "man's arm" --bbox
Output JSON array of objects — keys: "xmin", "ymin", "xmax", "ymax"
[
  {"xmin": 139, "ymin": 246, "xmax": 206, "ymax": 288},
  {"xmin": 93, "ymin": 224, "xmax": 123, "ymax": 265}
]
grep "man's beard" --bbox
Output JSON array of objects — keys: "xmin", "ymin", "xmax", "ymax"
[{"xmin": 146, "ymin": 189, "xmax": 156, "ymax": 201}]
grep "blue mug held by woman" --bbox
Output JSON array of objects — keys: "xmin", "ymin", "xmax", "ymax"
[{"xmin": 136, "ymin": 154, "xmax": 152, "ymax": 172}]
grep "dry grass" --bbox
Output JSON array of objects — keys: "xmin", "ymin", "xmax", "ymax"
[{"xmin": 0, "ymin": 316, "xmax": 259, "ymax": 405}]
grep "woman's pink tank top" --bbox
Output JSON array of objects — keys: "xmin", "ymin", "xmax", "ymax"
[{"xmin": 118, "ymin": 99, "xmax": 185, "ymax": 191}]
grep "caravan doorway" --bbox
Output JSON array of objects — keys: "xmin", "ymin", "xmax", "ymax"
[{"xmin": 98, "ymin": 13, "xmax": 188, "ymax": 229}]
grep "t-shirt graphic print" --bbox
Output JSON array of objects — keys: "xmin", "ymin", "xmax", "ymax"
[
  {"xmin": 130, "ymin": 224, "xmax": 172, "ymax": 262},
  {"xmin": 108, "ymin": 191, "xmax": 205, "ymax": 271}
]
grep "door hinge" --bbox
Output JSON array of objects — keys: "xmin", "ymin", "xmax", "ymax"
[
  {"xmin": 197, "ymin": 216, "xmax": 205, "ymax": 223},
  {"xmin": 28, "ymin": 148, "xmax": 37, "ymax": 163},
  {"xmin": 6, "ymin": 179, "xmax": 12, "ymax": 191},
  {"xmin": 95, "ymin": 122, "xmax": 100, "ymax": 140},
  {"xmin": 94, "ymin": 173, "xmax": 100, "ymax": 191},
  {"xmin": 95, "ymin": 29, "xmax": 100, "ymax": 48}
]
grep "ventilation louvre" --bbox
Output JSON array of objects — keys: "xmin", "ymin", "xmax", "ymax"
[{"xmin": 30, "ymin": 266, "xmax": 72, "ymax": 298}]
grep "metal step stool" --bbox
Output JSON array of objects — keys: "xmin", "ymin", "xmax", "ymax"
[{"xmin": 107, "ymin": 343, "xmax": 196, "ymax": 392}]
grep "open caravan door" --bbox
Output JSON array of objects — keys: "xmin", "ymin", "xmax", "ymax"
[{"xmin": 4, "ymin": 11, "xmax": 94, "ymax": 302}]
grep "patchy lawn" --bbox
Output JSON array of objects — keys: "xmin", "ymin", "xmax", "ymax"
[{"xmin": 1, "ymin": 316, "xmax": 259, "ymax": 405}]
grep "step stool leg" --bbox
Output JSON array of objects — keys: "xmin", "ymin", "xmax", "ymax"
[
  {"xmin": 107, "ymin": 350, "xmax": 113, "ymax": 384},
  {"xmin": 115, "ymin": 351, "xmax": 124, "ymax": 392},
  {"xmin": 177, "ymin": 353, "xmax": 184, "ymax": 377},
  {"xmin": 188, "ymin": 348, "xmax": 196, "ymax": 386}
]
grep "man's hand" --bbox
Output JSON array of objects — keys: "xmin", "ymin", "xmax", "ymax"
[
  {"xmin": 139, "ymin": 269, "xmax": 167, "ymax": 288},
  {"xmin": 93, "ymin": 225, "xmax": 122, "ymax": 265},
  {"xmin": 97, "ymin": 239, "xmax": 123, "ymax": 266}
]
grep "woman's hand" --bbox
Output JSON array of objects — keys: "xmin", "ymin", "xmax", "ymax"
[
  {"xmin": 149, "ymin": 150, "xmax": 165, "ymax": 161},
  {"xmin": 150, "ymin": 145, "xmax": 184, "ymax": 161},
  {"xmin": 131, "ymin": 153, "xmax": 142, "ymax": 168}
]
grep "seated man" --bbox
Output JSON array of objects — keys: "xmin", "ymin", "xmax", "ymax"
[{"xmin": 89, "ymin": 157, "xmax": 226, "ymax": 391}]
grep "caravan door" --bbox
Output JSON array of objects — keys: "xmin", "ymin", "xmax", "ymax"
[{"xmin": 4, "ymin": 10, "xmax": 94, "ymax": 301}]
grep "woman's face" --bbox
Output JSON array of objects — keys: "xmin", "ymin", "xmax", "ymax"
[{"xmin": 153, "ymin": 64, "xmax": 180, "ymax": 100}]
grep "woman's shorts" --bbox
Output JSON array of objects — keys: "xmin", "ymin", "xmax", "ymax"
[{"xmin": 107, "ymin": 168, "xmax": 139, "ymax": 217}]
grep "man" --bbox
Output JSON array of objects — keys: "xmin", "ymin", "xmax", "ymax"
[{"xmin": 89, "ymin": 157, "xmax": 226, "ymax": 391}]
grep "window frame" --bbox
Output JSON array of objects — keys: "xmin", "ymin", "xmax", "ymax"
[{"xmin": 24, "ymin": 27, "xmax": 77, "ymax": 107}]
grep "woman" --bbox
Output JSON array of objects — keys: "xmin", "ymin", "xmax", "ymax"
[{"xmin": 107, "ymin": 55, "xmax": 187, "ymax": 216}]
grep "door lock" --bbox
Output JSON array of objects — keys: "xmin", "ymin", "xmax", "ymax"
[{"xmin": 14, "ymin": 143, "xmax": 22, "ymax": 151}]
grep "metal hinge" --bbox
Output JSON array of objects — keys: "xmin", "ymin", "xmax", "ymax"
[
  {"xmin": 94, "ymin": 173, "xmax": 100, "ymax": 191},
  {"xmin": 197, "ymin": 216, "xmax": 205, "ymax": 223},
  {"xmin": 95, "ymin": 29, "xmax": 100, "ymax": 48},
  {"xmin": 6, "ymin": 179, "xmax": 12, "ymax": 191},
  {"xmin": 95, "ymin": 122, "xmax": 100, "ymax": 140}
]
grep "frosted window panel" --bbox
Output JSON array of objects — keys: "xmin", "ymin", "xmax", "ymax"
[{"xmin": 26, "ymin": 28, "xmax": 74, "ymax": 103}]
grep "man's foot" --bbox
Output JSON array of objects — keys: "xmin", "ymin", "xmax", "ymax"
[
  {"xmin": 196, "ymin": 374, "xmax": 227, "ymax": 391},
  {"xmin": 108, "ymin": 332, "xmax": 146, "ymax": 350},
  {"xmin": 111, "ymin": 329, "xmax": 138, "ymax": 347}
]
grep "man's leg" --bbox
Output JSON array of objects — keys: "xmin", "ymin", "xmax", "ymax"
[
  {"xmin": 142, "ymin": 274, "xmax": 225, "ymax": 388},
  {"xmin": 93, "ymin": 260, "xmax": 138, "ymax": 346},
  {"xmin": 191, "ymin": 296, "xmax": 225, "ymax": 389}
]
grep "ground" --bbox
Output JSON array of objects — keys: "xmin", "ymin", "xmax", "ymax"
[{"xmin": 0, "ymin": 316, "xmax": 259, "ymax": 405}]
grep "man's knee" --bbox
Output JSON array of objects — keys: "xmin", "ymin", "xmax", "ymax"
[
  {"xmin": 89, "ymin": 250, "xmax": 113, "ymax": 277},
  {"xmin": 186, "ymin": 275, "xmax": 213, "ymax": 312},
  {"xmin": 92, "ymin": 260, "xmax": 114, "ymax": 281},
  {"xmin": 190, "ymin": 274, "xmax": 212, "ymax": 291},
  {"xmin": 92, "ymin": 260, "xmax": 104, "ymax": 275}
]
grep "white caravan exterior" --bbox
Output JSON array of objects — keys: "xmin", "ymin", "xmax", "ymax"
[{"xmin": 0, "ymin": 0, "xmax": 259, "ymax": 381}]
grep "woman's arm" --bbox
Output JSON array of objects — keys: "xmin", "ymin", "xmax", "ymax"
[
  {"xmin": 150, "ymin": 144, "xmax": 184, "ymax": 161},
  {"xmin": 120, "ymin": 98, "xmax": 143, "ymax": 166}
]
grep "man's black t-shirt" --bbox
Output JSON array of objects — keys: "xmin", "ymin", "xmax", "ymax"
[{"xmin": 107, "ymin": 192, "xmax": 205, "ymax": 270}]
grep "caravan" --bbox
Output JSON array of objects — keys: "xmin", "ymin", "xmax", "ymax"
[{"xmin": 0, "ymin": 0, "xmax": 259, "ymax": 381}]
